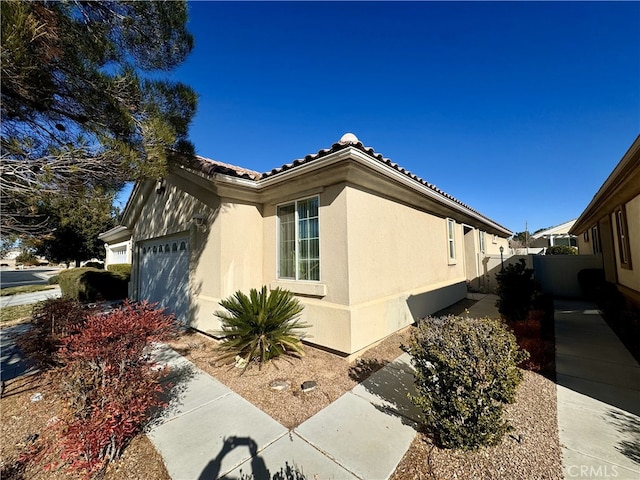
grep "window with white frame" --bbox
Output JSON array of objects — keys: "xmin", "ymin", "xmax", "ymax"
[
  {"xmin": 278, "ymin": 196, "xmax": 320, "ymax": 281},
  {"xmin": 479, "ymin": 231, "xmax": 486, "ymax": 253},
  {"xmin": 447, "ymin": 218, "xmax": 456, "ymax": 263}
]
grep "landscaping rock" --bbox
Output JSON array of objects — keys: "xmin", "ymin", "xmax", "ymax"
[
  {"xmin": 269, "ymin": 379, "xmax": 291, "ymax": 391},
  {"xmin": 301, "ymin": 380, "xmax": 317, "ymax": 392}
]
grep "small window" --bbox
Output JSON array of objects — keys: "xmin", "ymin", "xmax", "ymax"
[
  {"xmin": 172, "ymin": 243, "xmax": 178, "ymax": 252},
  {"xmin": 479, "ymin": 231, "xmax": 486, "ymax": 253},
  {"xmin": 152, "ymin": 246, "xmax": 157, "ymax": 254},
  {"xmin": 179, "ymin": 241, "xmax": 186, "ymax": 251},
  {"xmin": 165, "ymin": 244, "xmax": 170, "ymax": 253},
  {"xmin": 447, "ymin": 218, "xmax": 456, "ymax": 263},
  {"xmin": 142, "ymin": 247, "xmax": 147, "ymax": 254},
  {"xmin": 615, "ymin": 206, "xmax": 632, "ymax": 269},
  {"xmin": 158, "ymin": 245, "xmax": 163, "ymax": 253},
  {"xmin": 492, "ymin": 234, "xmax": 498, "ymax": 244}
]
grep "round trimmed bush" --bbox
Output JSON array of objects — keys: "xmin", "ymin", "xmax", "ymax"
[{"xmin": 403, "ymin": 315, "xmax": 528, "ymax": 450}]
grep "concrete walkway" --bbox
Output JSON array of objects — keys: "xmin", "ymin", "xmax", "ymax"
[
  {"xmin": 0, "ymin": 286, "xmax": 61, "ymax": 308},
  {"xmin": 555, "ymin": 300, "xmax": 640, "ymax": 480},
  {"xmin": 3, "ymin": 293, "xmax": 638, "ymax": 479},
  {"xmin": 148, "ymin": 344, "xmax": 421, "ymax": 480},
  {"xmin": 146, "ymin": 295, "xmax": 498, "ymax": 480}
]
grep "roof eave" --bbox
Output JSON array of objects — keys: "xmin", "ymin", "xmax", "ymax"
[
  {"xmin": 570, "ymin": 135, "xmax": 640, "ymax": 234},
  {"xmin": 256, "ymin": 146, "xmax": 512, "ymax": 236}
]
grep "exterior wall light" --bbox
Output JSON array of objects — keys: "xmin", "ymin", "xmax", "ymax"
[
  {"xmin": 499, "ymin": 245, "xmax": 504, "ymax": 271},
  {"xmin": 192, "ymin": 213, "xmax": 205, "ymax": 229}
]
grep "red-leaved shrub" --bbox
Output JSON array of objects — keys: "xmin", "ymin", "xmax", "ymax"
[
  {"xmin": 18, "ymin": 297, "xmax": 92, "ymax": 369},
  {"xmin": 47, "ymin": 301, "xmax": 177, "ymax": 476}
]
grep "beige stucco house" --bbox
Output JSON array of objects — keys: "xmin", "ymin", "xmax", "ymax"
[
  {"xmin": 530, "ymin": 219, "xmax": 578, "ymax": 251},
  {"xmin": 570, "ymin": 135, "xmax": 640, "ymax": 308},
  {"xmin": 114, "ymin": 133, "xmax": 511, "ymax": 356}
]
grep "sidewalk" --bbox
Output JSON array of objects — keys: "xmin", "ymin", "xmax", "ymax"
[
  {"xmin": 0, "ymin": 287, "xmax": 61, "ymax": 308},
  {"xmin": 554, "ymin": 300, "xmax": 640, "ymax": 479},
  {"xmin": 3, "ymin": 294, "xmax": 637, "ymax": 479},
  {"xmin": 147, "ymin": 295, "xmax": 499, "ymax": 480},
  {"xmin": 148, "ymin": 345, "xmax": 420, "ymax": 479}
]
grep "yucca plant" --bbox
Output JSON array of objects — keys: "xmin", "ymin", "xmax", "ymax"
[{"xmin": 214, "ymin": 286, "xmax": 309, "ymax": 370}]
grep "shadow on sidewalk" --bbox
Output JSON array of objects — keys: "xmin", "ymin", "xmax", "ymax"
[
  {"xmin": 350, "ymin": 358, "xmax": 423, "ymax": 429},
  {"xmin": 198, "ymin": 436, "xmax": 306, "ymax": 480},
  {"xmin": 608, "ymin": 409, "xmax": 640, "ymax": 466}
]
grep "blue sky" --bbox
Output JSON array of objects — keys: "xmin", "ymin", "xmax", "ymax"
[{"xmin": 121, "ymin": 1, "xmax": 640, "ymax": 234}]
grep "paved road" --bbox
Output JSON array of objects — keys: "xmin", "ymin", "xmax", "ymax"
[{"xmin": 0, "ymin": 267, "xmax": 61, "ymax": 289}]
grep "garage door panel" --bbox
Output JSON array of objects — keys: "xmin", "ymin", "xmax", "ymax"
[{"xmin": 139, "ymin": 237, "xmax": 189, "ymax": 324}]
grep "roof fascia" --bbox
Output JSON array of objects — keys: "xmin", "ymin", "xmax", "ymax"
[
  {"xmin": 173, "ymin": 163, "xmax": 260, "ymax": 203},
  {"xmin": 255, "ymin": 147, "xmax": 511, "ymax": 236},
  {"xmin": 98, "ymin": 225, "xmax": 131, "ymax": 243},
  {"xmin": 120, "ymin": 180, "xmax": 154, "ymax": 228}
]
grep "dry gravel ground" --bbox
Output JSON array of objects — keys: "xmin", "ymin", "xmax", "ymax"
[
  {"xmin": 172, "ymin": 328, "xmax": 562, "ymax": 480},
  {"xmin": 0, "ymin": 373, "xmax": 170, "ymax": 480},
  {"xmin": 167, "ymin": 328, "xmax": 411, "ymax": 429},
  {"xmin": 390, "ymin": 370, "xmax": 562, "ymax": 480},
  {"xmin": 1, "ymin": 300, "xmax": 562, "ymax": 479}
]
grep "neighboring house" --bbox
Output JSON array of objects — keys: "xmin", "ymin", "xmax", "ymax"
[
  {"xmin": 98, "ymin": 226, "xmax": 133, "ymax": 268},
  {"xmin": 110, "ymin": 133, "xmax": 511, "ymax": 356},
  {"xmin": 530, "ymin": 219, "xmax": 578, "ymax": 251},
  {"xmin": 570, "ymin": 135, "xmax": 640, "ymax": 308}
]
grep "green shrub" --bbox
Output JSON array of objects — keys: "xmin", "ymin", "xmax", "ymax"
[
  {"xmin": 215, "ymin": 286, "xmax": 309, "ymax": 370},
  {"xmin": 15, "ymin": 251, "xmax": 39, "ymax": 266},
  {"xmin": 403, "ymin": 315, "xmax": 528, "ymax": 450},
  {"xmin": 84, "ymin": 261, "xmax": 104, "ymax": 269},
  {"xmin": 495, "ymin": 259, "xmax": 535, "ymax": 321},
  {"xmin": 58, "ymin": 267, "xmax": 128, "ymax": 302},
  {"xmin": 48, "ymin": 275, "xmax": 59, "ymax": 285},
  {"xmin": 106, "ymin": 263, "xmax": 132, "ymax": 279},
  {"xmin": 546, "ymin": 245, "xmax": 577, "ymax": 255},
  {"xmin": 577, "ymin": 268, "xmax": 605, "ymax": 300}
]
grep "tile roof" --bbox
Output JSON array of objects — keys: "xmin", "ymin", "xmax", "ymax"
[
  {"xmin": 263, "ymin": 139, "xmax": 498, "ymax": 226},
  {"xmin": 192, "ymin": 136, "xmax": 509, "ymax": 232},
  {"xmin": 195, "ymin": 155, "xmax": 261, "ymax": 180}
]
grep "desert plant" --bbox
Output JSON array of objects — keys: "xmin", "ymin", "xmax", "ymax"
[
  {"xmin": 215, "ymin": 286, "xmax": 308, "ymax": 369},
  {"xmin": 495, "ymin": 259, "xmax": 536, "ymax": 321},
  {"xmin": 48, "ymin": 301, "xmax": 176, "ymax": 476},
  {"xmin": 403, "ymin": 315, "xmax": 528, "ymax": 450},
  {"xmin": 47, "ymin": 274, "xmax": 59, "ymax": 285}
]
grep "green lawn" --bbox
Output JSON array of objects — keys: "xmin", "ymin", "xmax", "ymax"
[
  {"xmin": 0, "ymin": 304, "xmax": 33, "ymax": 325},
  {"xmin": 0, "ymin": 285, "xmax": 57, "ymax": 296}
]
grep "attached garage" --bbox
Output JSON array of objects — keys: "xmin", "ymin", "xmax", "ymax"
[{"xmin": 138, "ymin": 235, "xmax": 190, "ymax": 324}]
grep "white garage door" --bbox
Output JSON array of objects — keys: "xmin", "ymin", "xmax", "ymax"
[{"xmin": 139, "ymin": 236, "xmax": 189, "ymax": 324}]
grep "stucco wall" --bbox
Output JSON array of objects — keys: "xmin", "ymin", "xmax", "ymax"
[
  {"xmin": 192, "ymin": 201, "xmax": 264, "ymax": 333},
  {"xmin": 345, "ymin": 186, "xmax": 466, "ymax": 304},
  {"xmin": 616, "ymin": 195, "xmax": 640, "ymax": 294},
  {"xmin": 131, "ymin": 167, "xmax": 511, "ymax": 355}
]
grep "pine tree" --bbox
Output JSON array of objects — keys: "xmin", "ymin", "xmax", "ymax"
[{"xmin": 1, "ymin": 1, "xmax": 197, "ymax": 235}]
